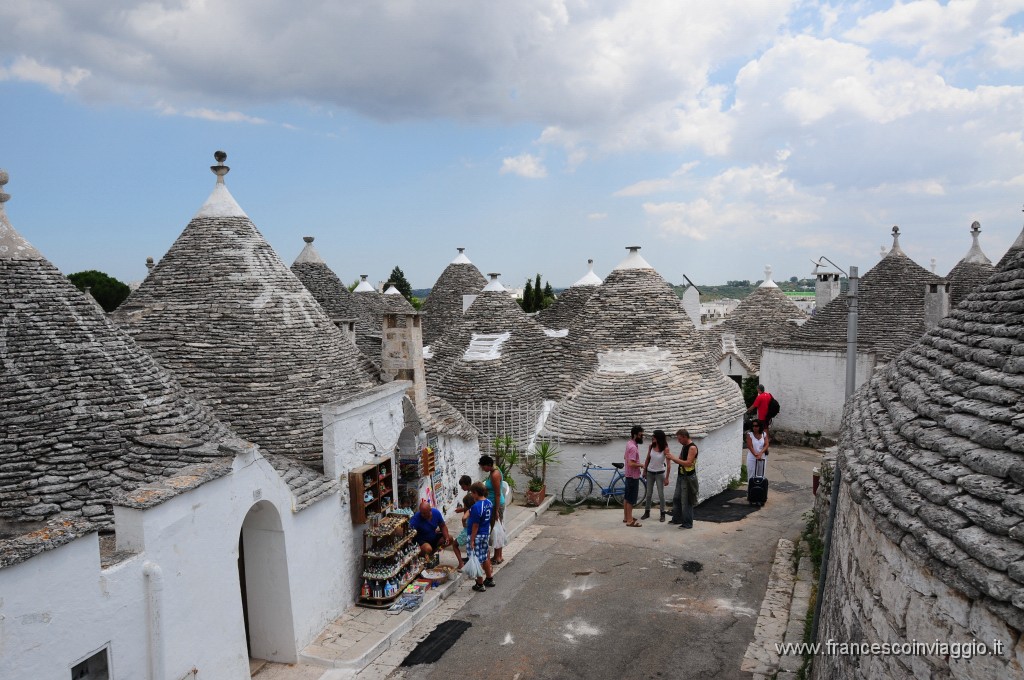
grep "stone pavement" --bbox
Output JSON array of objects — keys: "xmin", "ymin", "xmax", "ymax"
[
  {"xmin": 253, "ymin": 495, "xmax": 553, "ymax": 680},
  {"xmin": 741, "ymin": 538, "xmax": 815, "ymax": 680}
]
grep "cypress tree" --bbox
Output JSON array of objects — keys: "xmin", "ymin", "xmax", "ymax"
[
  {"xmin": 533, "ymin": 273, "xmax": 543, "ymax": 311},
  {"xmin": 523, "ymin": 279, "xmax": 535, "ymax": 312}
]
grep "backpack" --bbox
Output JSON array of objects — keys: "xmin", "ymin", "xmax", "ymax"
[{"xmin": 767, "ymin": 394, "xmax": 781, "ymax": 419}]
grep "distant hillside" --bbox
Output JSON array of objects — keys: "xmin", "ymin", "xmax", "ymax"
[{"xmin": 671, "ymin": 279, "xmax": 820, "ymax": 301}]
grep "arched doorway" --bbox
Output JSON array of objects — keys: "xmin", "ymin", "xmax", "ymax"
[{"xmin": 238, "ymin": 501, "xmax": 297, "ymax": 663}]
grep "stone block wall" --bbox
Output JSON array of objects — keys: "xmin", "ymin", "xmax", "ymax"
[{"xmin": 814, "ymin": 484, "xmax": 1024, "ymax": 679}]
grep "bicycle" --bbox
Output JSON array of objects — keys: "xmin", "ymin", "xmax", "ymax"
[{"xmin": 560, "ymin": 453, "xmax": 648, "ymax": 507}]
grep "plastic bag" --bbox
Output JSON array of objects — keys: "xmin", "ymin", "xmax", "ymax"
[
  {"xmin": 462, "ymin": 553, "xmax": 485, "ymax": 580},
  {"xmin": 489, "ymin": 519, "xmax": 507, "ymax": 549}
]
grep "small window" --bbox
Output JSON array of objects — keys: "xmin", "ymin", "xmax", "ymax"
[{"xmin": 71, "ymin": 648, "xmax": 109, "ymax": 680}]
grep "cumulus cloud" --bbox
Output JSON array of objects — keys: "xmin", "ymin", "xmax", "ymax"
[
  {"xmin": 0, "ymin": 56, "xmax": 88, "ymax": 93},
  {"xmin": 500, "ymin": 153, "xmax": 547, "ymax": 179},
  {"xmin": 157, "ymin": 103, "xmax": 268, "ymax": 124}
]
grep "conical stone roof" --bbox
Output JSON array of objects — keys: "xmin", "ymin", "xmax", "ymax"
[
  {"xmin": 704, "ymin": 279, "xmax": 806, "ymax": 373},
  {"xmin": 947, "ymin": 221, "xmax": 996, "ymax": 308},
  {"xmin": 769, "ymin": 228, "xmax": 940, "ymax": 363},
  {"xmin": 537, "ymin": 260, "xmax": 602, "ymax": 331},
  {"xmin": 0, "ymin": 172, "xmax": 235, "ymax": 531},
  {"xmin": 421, "ymin": 248, "xmax": 487, "ymax": 346},
  {"xmin": 113, "ymin": 155, "xmax": 377, "ymax": 467},
  {"xmin": 543, "ymin": 249, "xmax": 744, "ymax": 443},
  {"xmin": 427, "ymin": 278, "xmax": 570, "ymax": 411},
  {"xmin": 833, "ymin": 243, "xmax": 1024, "ymax": 635},
  {"xmin": 996, "ymin": 222, "xmax": 1024, "ymax": 269},
  {"xmin": 290, "ymin": 237, "xmax": 382, "ymax": 373}
]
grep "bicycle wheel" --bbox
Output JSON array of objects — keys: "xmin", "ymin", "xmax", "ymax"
[
  {"xmin": 610, "ymin": 477, "xmax": 647, "ymax": 506},
  {"xmin": 561, "ymin": 475, "xmax": 594, "ymax": 506}
]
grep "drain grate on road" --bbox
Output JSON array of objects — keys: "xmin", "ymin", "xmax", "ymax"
[{"xmin": 400, "ymin": 620, "xmax": 472, "ymax": 666}]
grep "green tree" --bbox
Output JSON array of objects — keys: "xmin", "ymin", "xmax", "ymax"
[
  {"xmin": 742, "ymin": 376, "xmax": 760, "ymax": 408},
  {"xmin": 522, "ymin": 279, "xmax": 535, "ymax": 312},
  {"xmin": 388, "ymin": 266, "xmax": 414, "ymax": 301},
  {"xmin": 542, "ymin": 281, "xmax": 554, "ymax": 308},
  {"xmin": 533, "ymin": 273, "xmax": 543, "ymax": 312},
  {"xmin": 348, "ymin": 278, "xmax": 359, "ymax": 292},
  {"xmin": 67, "ymin": 270, "xmax": 131, "ymax": 312}
]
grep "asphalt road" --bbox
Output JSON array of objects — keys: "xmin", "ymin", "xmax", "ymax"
[{"xmin": 396, "ymin": 445, "xmax": 821, "ymax": 680}]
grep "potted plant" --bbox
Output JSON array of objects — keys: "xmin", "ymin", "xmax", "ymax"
[{"xmin": 523, "ymin": 441, "xmax": 560, "ymax": 506}]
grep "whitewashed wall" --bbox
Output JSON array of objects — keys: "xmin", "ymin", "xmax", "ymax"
[
  {"xmin": 759, "ymin": 347, "xmax": 875, "ymax": 436},
  {"xmin": 431, "ymin": 433, "xmax": 482, "ymax": 520},
  {"xmin": 0, "ymin": 450, "xmax": 355, "ymax": 680},
  {"xmin": 545, "ymin": 416, "xmax": 744, "ymax": 505},
  {"xmin": 718, "ymin": 353, "xmax": 751, "ymax": 382}
]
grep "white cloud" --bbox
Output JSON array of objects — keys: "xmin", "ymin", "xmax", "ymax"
[
  {"xmin": 587, "ymin": 212, "xmax": 607, "ymax": 220},
  {"xmin": 615, "ymin": 161, "xmax": 699, "ymax": 197},
  {"xmin": 0, "ymin": 56, "xmax": 88, "ymax": 93},
  {"xmin": 500, "ymin": 153, "xmax": 547, "ymax": 179},
  {"xmin": 182, "ymin": 108, "xmax": 268, "ymax": 125}
]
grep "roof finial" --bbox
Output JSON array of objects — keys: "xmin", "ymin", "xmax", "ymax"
[
  {"xmin": 962, "ymin": 219, "xmax": 991, "ymax": 265},
  {"xmin": 626, "ymin": 245, "xmax": 641, "ymax": 253},
  {"xmin": 0, "ymin": 169, "xmax": 10, "ymax": 212},
  {"xmin": 880, "ymin": 245, "xmax": 887, "ymax": 258},
  {"xmin": 888, "ymin": 225, "xmax": 903, "ymax": 256},
  {"xmin": 764, "ymin": 265, "xmax": 772, "ymax": 282},
  {"xmin": 146, "ymin": 256, "xmax": 155, "ymax": 271},
  {"xmin": 482, "ymin": 272, "xmax": 505, "ymax": 292},
  {"xmin": 457, "ymin": 247, "xmax": 465, "ymax": 254},
  {"xmin": 304, "ymin": 236, "xmax": 314, "ymax": 244},
  {"xmin": 930, "ymin": 258, "xmax": 937, "ymax": 273},
  {"xmin": 211, "ymin": 150, "xmax": 229, "ymax": 184}
]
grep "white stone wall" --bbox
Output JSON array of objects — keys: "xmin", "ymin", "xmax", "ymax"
[
  {"xmin": 431, "ymin": 433, "xmax": 482, "ymax": 520},
  {"xmin": 546, "ymin": 416, "xmax": 744, "ymax": 505},
  {"xmin": 0, "ymin": 451, "xmax": 357, "ymax": 680},
  {"xmin": 322, "ymin": 382, "xmax": 410, "ymax": 481},
  {"xmin": 759, "ymin": 347, "xmax": 875, "ymax": 436},
  {"xmin": 718, "ymin": 353, "xmax": 751, "ymax": 381},
  {"xmin": 814, "ymin": 485, "xmax": 1024, "ymax": 679}
]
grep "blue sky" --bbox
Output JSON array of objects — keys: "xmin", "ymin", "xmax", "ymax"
[{"xmin": 2, "ymin": 1, "xmax": 1023, "ymax": 288}]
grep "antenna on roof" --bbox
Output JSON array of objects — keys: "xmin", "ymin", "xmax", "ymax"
[{"xmin": 211, "ymin": 150, "xmax": 229, "ymax": 184}]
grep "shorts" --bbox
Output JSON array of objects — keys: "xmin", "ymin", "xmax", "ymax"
[
  {"xmin": 624, "ymin": 477, "xmax": 640, "ymax": 505},
  {"xmin": 472, "ymin": 533, "xmax": 490, "ymax": 562}
]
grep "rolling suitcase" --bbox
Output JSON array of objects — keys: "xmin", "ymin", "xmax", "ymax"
[{"xmin": 747, "ymin": 457, "xmax": 768, "ymax": 506}]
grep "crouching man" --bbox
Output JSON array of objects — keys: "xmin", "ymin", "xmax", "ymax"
[{"xmin": 410, "ymin": 499, "xmax": 463, "ymax": 568}]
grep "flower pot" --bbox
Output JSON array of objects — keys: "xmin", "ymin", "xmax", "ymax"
[{"xmin": 524, "ymin": 485, "xmax": 546, "ymax": 507}]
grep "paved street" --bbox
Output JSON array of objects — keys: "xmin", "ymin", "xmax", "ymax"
[{"xmin": 392, "ymin": 445, "xmax": 821, "ymax": 680}]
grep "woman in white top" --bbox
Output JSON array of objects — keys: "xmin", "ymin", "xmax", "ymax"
[
  {"xmin": 745, "ymin": 420, "xmax": 770, "ymax": 479},
  {"xmin": 641, "ymin": 429, "xmax": 672, "ymax": 522}
]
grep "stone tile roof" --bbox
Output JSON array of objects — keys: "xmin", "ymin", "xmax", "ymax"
[
  {"xmin": 537, "ymin": 286, "xmax": 597, "ymax": 330},
  {"xmin": 948, "ymin": 221, "xmax": 996, "ymax": 309},
  {"xmin": 0, "ymin": 184, "xmax": 235, "ymax": 537},
  {"xmin": 420, "ymin": 249, "xmax": 487, "ymax": 346},
  {"xmin": 543, "ymin": 254, "xmax": 745, "ymax": 443},
  {"xmin": 427, "ymin": 285, "xmax": 571, "ymax": 413},
  {"xmin": 112, "ymin": 158, "xmax": 377, "ymax": 468},
  {"xmin": 703, "ymin": 284, "xmax": 806, "ymax": 373},
  {"xmin": 767, "ymin": 230, "xmax": 940, "ymax": 363},
  {"xmin": 423, "ymin": 394, "xmax": 480, "ymax": 440},
  {"xmin": 995, "ymin": 225, "xmax": 1024, "ymax": 269},
  {"xmin": 838, "ymin": 243, "xmax": 1024, "ymax": 632},
  {"xmin": 290, "ymin": 237, "xmax": 383, "ymax": 373}
]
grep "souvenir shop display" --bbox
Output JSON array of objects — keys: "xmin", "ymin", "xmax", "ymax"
[
  {"xmin": 357, "ymin": 512, "xmax": 426, "ymax": 609},
  {"xmin": 348, "ymin": 456, "xmax": 395, "ymax": 524}
]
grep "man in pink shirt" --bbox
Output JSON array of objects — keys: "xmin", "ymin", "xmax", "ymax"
[{"xmin": 623, "ymin": 425, "xmax": 645, "ymax": 527}]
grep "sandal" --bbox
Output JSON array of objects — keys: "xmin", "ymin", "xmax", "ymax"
[
  {"xmin": 472, "ymin": 584, "xmax": 486, "ymax": 592},
  {"xmin": 492, "ymin": 558, "xmax": 504, "ymax": 565},
  {"xmin": 627, "ymin": 520, "xmax": 643, "ymax": 527},
  {"xmin": 483, "ymin": 578, "xmax": 496, "ymax": 588}
]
